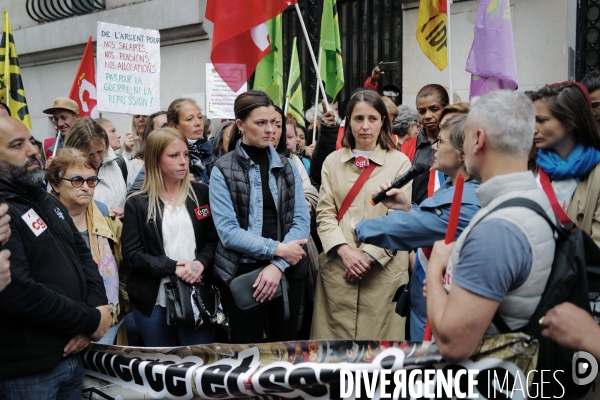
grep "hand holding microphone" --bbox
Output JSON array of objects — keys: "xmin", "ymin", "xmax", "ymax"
[{"xmin": 370, "ymin": 163, "xmax": 429, "ymax": 206}]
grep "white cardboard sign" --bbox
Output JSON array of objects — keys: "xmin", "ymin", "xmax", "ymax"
[
  {"xmin": 97, "ymin": 22, "xmax": 161, "ymax": 114},
  {"xmin": 206, "ymin": 63, "xmax": 247, "ymax": 119}
]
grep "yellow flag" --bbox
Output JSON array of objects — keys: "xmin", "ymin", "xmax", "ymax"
[
  {"xmin": 0, "ymin": 12, "xmax": 32, "ymax": 128},
  {"xmin": 416, "ymin": 0, "xmax": 448, "ymax": 71}
]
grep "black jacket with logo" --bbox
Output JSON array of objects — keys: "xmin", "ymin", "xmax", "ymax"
[
  {"xmin": 121, "ymin": 182, "xmax": 218, "ymax": 316},
  {"xmin": 0, "ymin": 178, "xmax": 107, "ymax": 379}
]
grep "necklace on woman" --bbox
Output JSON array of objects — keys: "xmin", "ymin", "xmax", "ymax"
[{"xmin": 163, "ymin": 191, "xmax": 177, "ymax": 203}]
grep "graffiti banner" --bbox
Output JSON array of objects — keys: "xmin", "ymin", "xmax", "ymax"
[{"xmin": 83, "ymin": 333, "xmax": 539, "ymax": 399}]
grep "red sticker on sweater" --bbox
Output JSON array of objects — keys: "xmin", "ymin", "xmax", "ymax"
[{"xmin": 194, "ymin": 205, "xmax": 212, "ymax": 220}]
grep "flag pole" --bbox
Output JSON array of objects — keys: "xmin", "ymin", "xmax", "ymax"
[
  {"xmin": 294, "ymin": 4, "xmax": 330, "ymax": 113},
  {"xmin": 312, "ymin": 48, "xmax": 323, "ymax": 143},
  {"xmin": 52, "ymin": 132, "xmax": 60, "ymax": 156},
  {"xmin": 3, "ymin": 12, "xmax": 8, "ymax": 108},
  {"xmin": 284, "ymin": 97, "xmax": 290, "ymax": 115},
  {"xmin": 447, "ymin": 0, "xmax": 453, "ymax": 105}
]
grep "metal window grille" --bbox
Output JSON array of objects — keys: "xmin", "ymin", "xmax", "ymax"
[
  {"xmin": 576, "ymin": 0, "xmax": 600, "ymax": 80},
  {"xmin": 279, "ymin": 0, "xmax": 402, "ymax": 120},
  {"xmin": 26, "ymin": 0, "xmax": 107, "ymax": 23}
]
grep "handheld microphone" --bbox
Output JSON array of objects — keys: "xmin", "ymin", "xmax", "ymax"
[{"xmin": 370, "ymin": 163, "xmax": 429, "ymax": 206}]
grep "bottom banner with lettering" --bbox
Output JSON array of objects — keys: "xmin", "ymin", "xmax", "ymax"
[{"xmin": 83, "ymin": 333, "xmax": 540, "ymax": 399}]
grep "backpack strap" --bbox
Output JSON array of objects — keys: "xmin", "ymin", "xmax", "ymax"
[
  {"xmin": 115, "ymin": 154, "xmax": 128, "ymax": 182},
  {"xmin": 481, "ymin": 197, "xmax": 560, "ymax": 333}
]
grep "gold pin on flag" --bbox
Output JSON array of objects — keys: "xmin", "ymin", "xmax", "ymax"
[{"xmin": 0, "ymin": 12, "xmax": 32, "ymax": 128}]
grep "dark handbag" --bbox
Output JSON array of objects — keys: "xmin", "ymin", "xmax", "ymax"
[
  {"xmin": 164, "ymin": 276, "xmax": 228, "ymax": 328},
  {"xmin": 229, "ymin": 268, "xmax": 291, "ymax": 319},
  {"xmin": 164, "ymin": 277, "xmax": 192, "ymax": 325},
  {"xmin": 393, "ymin": 282, "xmax": 411, "ymax": 318},
  {"xmin": 290, "ymin": 244, "xmax": 309, "ymax": 280}
]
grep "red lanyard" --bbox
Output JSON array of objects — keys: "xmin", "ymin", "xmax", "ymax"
[
  {"xmin": 337, "ymin": 163, "xmax": 377, "ymax": 223},
  {"xmin": 538, "ymin": 168, "xmax": 575, "ymax": 227}
]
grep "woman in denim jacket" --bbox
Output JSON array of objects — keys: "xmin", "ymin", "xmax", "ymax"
[{"xmin": 209, "ymin": 90, "xmax": 311, "ymax": 344}]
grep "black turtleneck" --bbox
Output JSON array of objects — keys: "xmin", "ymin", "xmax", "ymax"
[{"xmin": 241, "ymin": 143, "xmax": 278, "ymax": 241}]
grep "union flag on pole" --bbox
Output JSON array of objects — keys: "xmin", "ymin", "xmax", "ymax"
[
  {"xmin": 69, "ymin": 37, "xmax": 98, "ymax": 118},
  {"xmin": 0, "ymin": 12, "xmax": 32, "ymax": 128},
  {"xmin": 416, "ymin": 0, "xmax": 448, "ymax": 71},
  {"xmin": 205, "ymin": 0, "xmax": 297, "ymax": 93}
]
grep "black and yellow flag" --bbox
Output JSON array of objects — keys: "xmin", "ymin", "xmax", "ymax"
[
  {"xmin": 0, "ymin": 12, "xmax": 32, "ymax": 128},
  {"xmin": 416, "ymin": 0, "xmax": 448, "ymax": 71}
]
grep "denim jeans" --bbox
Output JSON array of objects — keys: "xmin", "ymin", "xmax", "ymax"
[
  {"xmin": 0, "ymin": 354, "xmax": 83, "ymax": 400},
  {"xmin": 132, "ymin": 305, "xmax": 215, "ymax": 347}
]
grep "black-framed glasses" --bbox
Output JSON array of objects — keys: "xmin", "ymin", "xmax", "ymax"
[
  {"xmin": 432, "ymin": 137, "xmax": 442, "ymax": 147},
  {"xmin": 61, "ymin": 176, "xmax": 101, "ymax": 188}
]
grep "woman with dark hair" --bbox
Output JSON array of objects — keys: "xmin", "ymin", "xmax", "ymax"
[
  {"xmin": 311, "ymin": 90, "xmax": 412, "ymax": 340},
  {"xmin": 167, "ymin": 98, "xmax": 214, "ymax": 184},
  {"xmin": 401, "ymin": 84, "xmax": 450, "ymax": 204},
  {"xmin": 527, "ymin": 83, "xmax": 600, "ymax": 246},
  {"xmin": 65, "ymin": 117, "xmax": 135, "ymax": 218},
  {"xmin": 121, "ymin": 127, "xmax": 218, "ymax": 346},
  {"xmin": 211, "ymin": 120, "xmax": 235, "ymax": 160},
  {"xmin": 209, "ymin": 90, "xmax": 311, "ymax": 344}
]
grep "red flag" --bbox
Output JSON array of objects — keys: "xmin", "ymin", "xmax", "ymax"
[
  {"xmin": 69, "ymin": 36, "xmax": 98, "ymax": 118},
  {"xmin": 205, "ymin": 0, "xmax": 297, "ymax": 92},
  {"xmin": 423, "ymin": 174, "xmax": 464, "ymax": 341}
]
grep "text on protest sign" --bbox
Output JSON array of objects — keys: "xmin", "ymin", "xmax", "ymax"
[
  {"xmin": 206, "ymin": 63, "xmax": 247, "ymax": 119},
  {"xmin": 97, "ymin": 22, "xmax": 161, "ymax": 115}
]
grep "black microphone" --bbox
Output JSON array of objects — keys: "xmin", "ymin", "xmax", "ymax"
[{"xmin": 370, "ymin": 163, "xmax": 429, "ymax": 206}]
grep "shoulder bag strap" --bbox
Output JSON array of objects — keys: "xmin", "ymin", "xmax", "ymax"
[
  {"xmin": 538, "ymin": 168, "xmax": 575, "ymax": 228},
  {"xmin": 337, "ymin": 163, "xmax": 377, "ymax": 223}
]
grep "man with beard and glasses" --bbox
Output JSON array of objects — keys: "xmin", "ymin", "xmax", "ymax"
[{"xmin": 0, "ymin": 117, "xmax": 113, "ymax": 399}]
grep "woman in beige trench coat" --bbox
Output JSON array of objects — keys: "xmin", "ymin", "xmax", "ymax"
[{"xmin": 311, "ymin": 90, "xmax": 412, "ymax": 340}]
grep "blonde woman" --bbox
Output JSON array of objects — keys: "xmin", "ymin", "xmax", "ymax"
[{"xmin": 121, "ymin": 128, "xmax": 218, "ymax": 346}]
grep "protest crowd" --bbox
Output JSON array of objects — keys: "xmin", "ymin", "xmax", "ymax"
[{"xmin": 1, "ymin": 1, "xmax": 600, "ymax": 399}]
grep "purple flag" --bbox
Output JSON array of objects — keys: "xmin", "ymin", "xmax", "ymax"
[{"xmin": 465, "ymin": 0, "xmax": 518, "ymax": 100}]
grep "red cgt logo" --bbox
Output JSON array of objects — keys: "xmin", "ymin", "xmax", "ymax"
[{"xmin": 194, "ymin": 205, "xmax": 212, "ymax": 220}]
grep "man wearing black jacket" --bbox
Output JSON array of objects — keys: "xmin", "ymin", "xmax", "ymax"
[{"xmin": 0, "ymin": 117, "xmax": 112, "ymax": 399}]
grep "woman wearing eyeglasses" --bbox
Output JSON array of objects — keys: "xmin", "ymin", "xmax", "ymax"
[{"xmin": 47, "ymin": 147, "xmax": 125, "ymax": 345}]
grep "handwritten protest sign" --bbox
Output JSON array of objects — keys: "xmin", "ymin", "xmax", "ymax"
[
  {"xmin": 97, "ymin": 22, "xmax": 161, "ymax": 114},
  {"xmin": 206, "ymin": 63, "xmax": 247, "ymax": 119}
]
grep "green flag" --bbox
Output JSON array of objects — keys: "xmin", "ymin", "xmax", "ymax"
[
  {"xmin": 285, "ymin": 37, "xmax": 305, "ymax": 127},
  {"xmin": 253, "ymin": 14, "xmax": 283, "ymax": 107},
  {"xmin": 319, "ymin": 0, "xmax": 344, "ymax": 100}
]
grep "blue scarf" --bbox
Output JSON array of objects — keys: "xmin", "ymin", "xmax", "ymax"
[{"xmin": 536, "ymin": 144, "xmax": 600, "ymax": 180}]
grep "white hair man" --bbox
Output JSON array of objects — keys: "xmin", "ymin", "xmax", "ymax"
[{"xmin": 425, "ymin": 90, "xmax": 555, "ymax": 361}]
